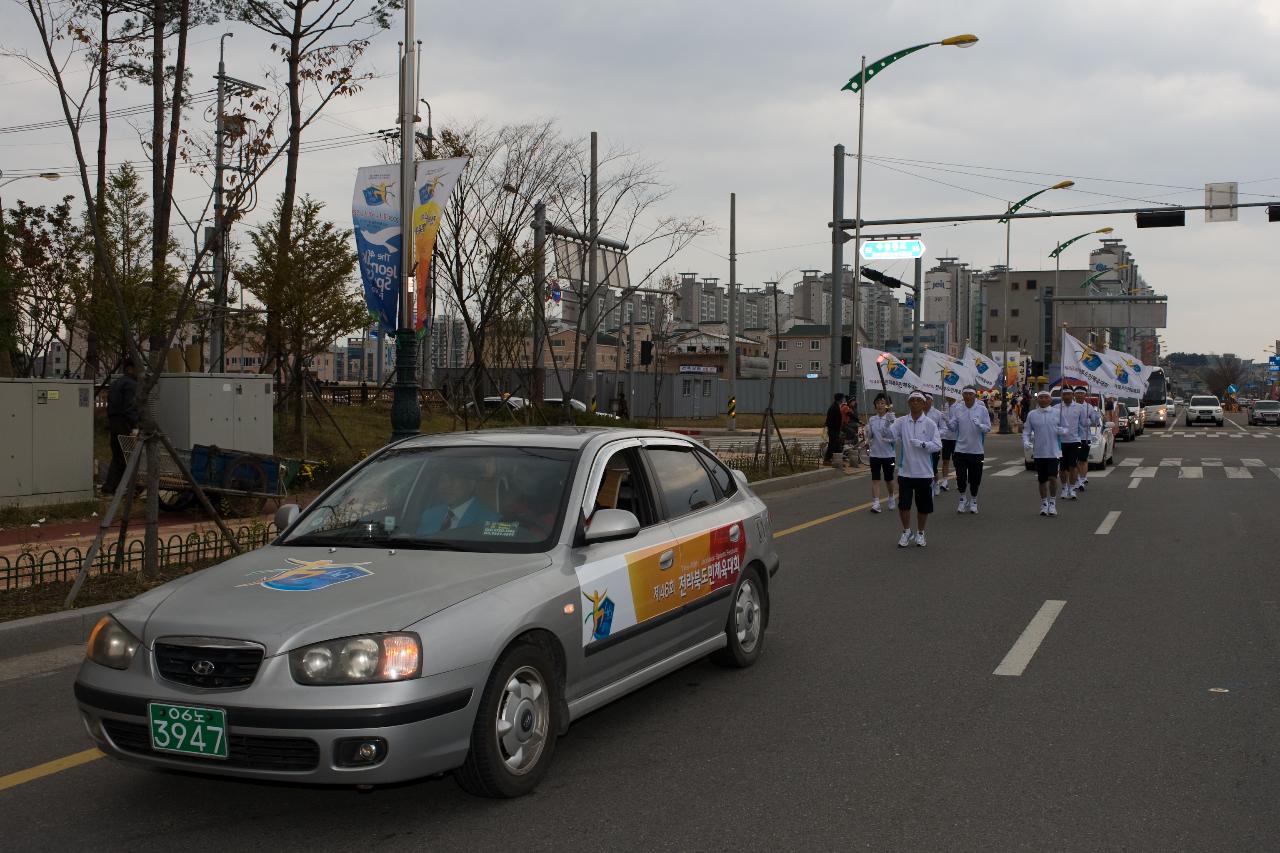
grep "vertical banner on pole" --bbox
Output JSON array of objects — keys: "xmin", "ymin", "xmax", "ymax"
[
  {"xmin": 411, "ymin": 157, "xmax": 469, "ymax": 334},
  {"xmin": 353, "ymin": 166, "xmax": 403, "ymax": 333}
]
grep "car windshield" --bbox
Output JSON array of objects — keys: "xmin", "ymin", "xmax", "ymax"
[
  {"xmin": 1191, "ymin": 396, "xmax": 1218, "ymax": 406},
  {"xmin": 283, "ymin": 446, "xmax": 576, "ymax": 553},
  {"xmin": 1255, "ymin": 402, "xmax": 1280, "ymax": 411}
]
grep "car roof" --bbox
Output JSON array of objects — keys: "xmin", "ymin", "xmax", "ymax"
[{"xmin": 387, "ymin": 427, "xmax": 697, "ymax": 452}]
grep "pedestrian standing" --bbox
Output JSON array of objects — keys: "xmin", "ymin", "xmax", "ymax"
[
  {"xmin": 1057, "ymin": 387, "xmax": 1085, "ymax": 500},
  {"xmin": 1023, "ymin": 389, "xmax": 1068, "ymax": 516},
  {"xmin": 891, "ymin": 390, "xmax": 942, "ymax": 547},
  {"xmin": 866, "ymin": 393, "xmax": 897, "ymax": 513},
  {"xmin": 948, "ymin": 385, "xmax": 992, "ymax": 514},
  {"xmin": 822, "ymin": 393, "xmax": 846, "ymax": 467},
  {"xmin": 102, "ymin": 357, "xmax": 140, "ymax": 495},
  {"xmin": 923, "ymin": 393, "xmax": 947, "ymax": 495},
  {"xmin": 1074, "ymin": 386, "xmax": 1100, "ymax": 488}
]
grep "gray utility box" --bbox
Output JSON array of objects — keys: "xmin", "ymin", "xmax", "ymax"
[
  {"xmin": 154, "ymin": 373, "xmax": 274, "ymax": 456},
  {"xmin": 0, "ymin": 378, "xmax": 95, "ymax": 507}
]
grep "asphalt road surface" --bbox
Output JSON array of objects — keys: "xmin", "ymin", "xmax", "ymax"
[{"xmin": 3, "ymin": 411, "xmax": 1278, "ymax": 851}]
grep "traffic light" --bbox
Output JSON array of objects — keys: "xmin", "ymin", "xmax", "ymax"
[
  {"xmin": 860, "ymin": 268, "xmax": 907, "ymax": 289},
  {"xmin": 1136, "ymin": 210, "xmax": 1185, "ymax": 228},
  {"xmin": 640, "ymin": 340, "xmax": 654, "ymax": 366},
  {"xmin": 1269, "ymin": 205, "xmax": 1280, "ymax": 223}
]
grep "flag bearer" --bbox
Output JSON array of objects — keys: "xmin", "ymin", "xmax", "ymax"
[
  {"xmin": 948, "ymin": 386, "xmax": 992, "ymax": 514},
  {"xmin": 866, "ymin": 393, "xmax": 897, "ymax": 514},
  {"xmin": 891, "ymin": 390, "xmax": 943, "ymax": 547}
]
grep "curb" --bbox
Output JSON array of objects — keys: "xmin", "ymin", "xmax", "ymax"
[
  {"xmin": 0, "ymin": 601, "xmax": 116, "ymax": 662},
  {"xmin": 750, "ymin": 465, "xmax": 856, "ymax": 496}
]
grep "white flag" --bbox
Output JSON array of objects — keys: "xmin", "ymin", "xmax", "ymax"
[
  {"xmin": 1061, "ymin": 331, "xmax": 1115, "ymax": 394},
  {"xmin": 921, "ymin": 350, "xmax": 975, "ymax": 401},
  {"xmin": 1101, "ymin": 349, "xmax": 1146, "ymax": 398},
  {"xmin": 860, "ymin": 347, "xmax": 928, "ymax": 395},
  {"xmin": 962, "ymin": 346, "xmax": 998, "ymax": 390}
]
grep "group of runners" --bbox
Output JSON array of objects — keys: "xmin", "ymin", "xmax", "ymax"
[
  {"xmin": 862, "ymin": 385, "xmax": 993, "ymax": 548},
  {"xmin": 858, "ymin": 383, "xmax": 1102, "ymax": 547}
]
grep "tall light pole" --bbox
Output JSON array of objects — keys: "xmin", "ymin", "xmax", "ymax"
[
  {"xmin": 839, "ymin": 33, "xmax": 977, "ymax": 407},
  {"xmin": 390, "ymin": 2, "xmax": 420, "ymax": 441},
  {"xmin": 727, "ymin": 191, "xmax": 737, "ymax": 430},
  {"xmin": 1046, "ymin": 226, "xmax": 1113, "ymax": 378},
  {"xmin": 998, "ymin": 180, "xmax": 1074, "ymax": 433}
]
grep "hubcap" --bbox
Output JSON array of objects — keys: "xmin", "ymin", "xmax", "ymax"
[
  {"xmin": 733, "ymin": 580, "xmax": 762, "ymax": 653},
  {"xmin": 494, "ymin": 665, "xmax": 549, "ymax": 775}
]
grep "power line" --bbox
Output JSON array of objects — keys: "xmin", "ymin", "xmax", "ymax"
[{"xmin": 0, "ymin": 90, "xmax": 218, "ymax": 136}]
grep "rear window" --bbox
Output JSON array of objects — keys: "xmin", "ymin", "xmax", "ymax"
[{"xmin": 1190, "ymin": 397, "xmax": 1218, "ymax": 406}]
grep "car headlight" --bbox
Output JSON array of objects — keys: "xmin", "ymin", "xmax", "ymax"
[
  {"xmin": 86, "ymin": 615, "xmax": 141, "ymax": 670},
  {"xmin": 289, "ymin": 633, "xmax": 421, "ymax": 685}
]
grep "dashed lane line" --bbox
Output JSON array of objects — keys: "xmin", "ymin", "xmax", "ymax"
[
  {"xmin": 1094, "ymin": 511, "xmax": 1122, "ymax": 535},
  {"xmin": 993, "ymin": 600, "xmax": 1067, "ymax": 677},
  {"xmin": 1128, "ymin": 479, "xmax": 1142, "ymax": 489}
]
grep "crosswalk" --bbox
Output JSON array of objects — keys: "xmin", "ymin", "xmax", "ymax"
[
  {"xmin": 1156, "ymin": 429, "xmax": 1280, "ymax": 438},
  {"xmin": 994, "ymin": 457, "xmax": 1280, "ymax": 480}
]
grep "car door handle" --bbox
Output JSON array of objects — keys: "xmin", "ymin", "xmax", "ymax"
[{"xmin": 659, "ymin": 549, "xmax": 675, "ymax": 571}]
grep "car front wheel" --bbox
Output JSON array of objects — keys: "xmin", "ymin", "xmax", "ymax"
[
  {"xmin": 456, "ymin": 641, "xmax": 559, "ymax": 798},
  {"xmin": 712, "ymin": 566, "xmax": 768, "ymax": 668}
]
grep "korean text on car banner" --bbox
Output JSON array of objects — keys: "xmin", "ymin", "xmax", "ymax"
[
  {"xmin": 578, "ymin": 522, "xmax": 747, "ymax": 647},
  {"xmin": 860, "ymin": 347, "xmax": 927, "ymax": 395},
  {"xmin": 1061, "ymin": 331, "xmax": 1116, "ymax": 394},
  {"xmin": 1101, "ymin": 349, "xmax": 1148, "ymax": 398},
  {"xmin": 411, "ymin": 157, "xmax": 468, "ymax": 333},
  {"xmin": 353, "ymin": 165, "xmax": 402, "ymax": 333},
  {"xmin": 963, "ymin": 345, "xmax": 999, "ymax": 390},
  {"xmin": 921, "ymin": 349, "xmax": 976, "ymax": 402}
]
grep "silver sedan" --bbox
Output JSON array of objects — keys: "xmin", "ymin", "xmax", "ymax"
[{"xmin": 74, "ymin": 428, "xmax": 780, "ymax": 796}]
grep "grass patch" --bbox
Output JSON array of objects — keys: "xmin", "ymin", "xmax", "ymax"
[{"xmin": 0, "ymin": 559, "xmax": 218, "ymax": 623}]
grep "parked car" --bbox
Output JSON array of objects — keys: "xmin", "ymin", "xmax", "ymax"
[
  {"xmin": 74, "ymin": 428, "xmax": 779, "ymax": 796},
  {"xmin": 1113, "ymin": 402, "xmax": 1137, "ymax": 442}
]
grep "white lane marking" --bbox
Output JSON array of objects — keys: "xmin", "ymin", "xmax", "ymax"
[
  {"xmin": 1228, "ymin": 433, "xmax": 1244, "ymax": 438},
  {"xmin": 0, "ymin": 645, "xmax": 85, "ymax": 684},
  {"xmin": 994, "ymin": 466, "xmax": 1024, "ymax": 477},
  {"xmin": 1242, "ymin": 458, "xmax": 1265, "ymax": 467},
  {"xmin": 1202, "ymin": 458, "xmax": 1223, "ymax": 466},
  {"xmin": 1159, "ymin": 458, "xmax": 1181, "ymax": 466},
  {"xmin": 1228, "ymin": 416, "xmax": 1248, "ymax": 432},
  {"xmin": 1224, "ymin": 466, "xmax": 1253, "ymax": 479},
  {"xmin": 1090, "ymin": 468, "xmax": 1113, "ymax": 477},
  {"xmin": 1272, "ymin": 468, "xmax": 1280, "ymax": 480},
  {"xmin": 1118, "ymin": 458, "xmax": 1141, "ymax": 467},
  {"xmin": 1128, "ymin": 479, "xmax": 1142, "ymax": 489},
  {"xmin": 993, "ymin": 600, "xmax": 1067, "ymax": 677},
  {"xmin": 1131, "ymin": 466, "xmax": 1158, "ymax": 478},
  {"xmin": 1180, "ymin": 466, "xmax": 1203, "ymax": 479},
  {"xmin": 1094, "ymin": 511, "xmax": 1122, "ymax": 535},
  {"xmin": 1002, "ymin": 460, "xmax": 1023, "ymax": 466}
]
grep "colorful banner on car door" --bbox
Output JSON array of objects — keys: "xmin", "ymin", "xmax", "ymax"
[{"xmin": 411, "ymin": 157, "xmax": 468, "ymax": 333}]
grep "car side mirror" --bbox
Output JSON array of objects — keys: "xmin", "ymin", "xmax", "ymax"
[
  {"xmin": 275, "ymin": 503, "xmax": 300, "ymax": 532},
  {"xmin": 583, "ymin": 509, "xmax": 641, "ymax": 544}
]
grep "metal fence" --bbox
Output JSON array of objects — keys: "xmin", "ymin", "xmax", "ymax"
[
  {"xmin": 711, "ymin": 440, "xmax": 826, "ymax": 481},
  {"xmin": 1, "ymin": 522, "xmax": 278, "ymax": 591}
]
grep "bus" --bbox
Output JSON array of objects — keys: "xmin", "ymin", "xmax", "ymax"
[{"xmin": 1142, "ymin": 366, "xmax": 1171, "ymax": 427}]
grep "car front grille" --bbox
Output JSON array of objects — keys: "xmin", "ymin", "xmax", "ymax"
[
  {"xmin": 102, "ymin": 719, "xmax": 320, "ymax": 771},
  {"xmin": 154, "ymin": 640, "xmax": 265, "ymax": 689}
]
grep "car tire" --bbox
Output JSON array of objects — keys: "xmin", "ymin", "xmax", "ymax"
[
  {"xmin": 711, "ymin": 565, "xmax": 768, "ymax": 669},
  {"xmin": 455, "ymin": 641, "xmax": 559, "ymax": 798}
]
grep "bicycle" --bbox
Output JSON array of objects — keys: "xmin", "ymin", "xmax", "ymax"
[{"xmin": 841, "ymin": 424, "xmax": 867, "ymax": 468}]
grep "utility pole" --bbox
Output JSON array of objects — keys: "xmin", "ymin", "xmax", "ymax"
[
  {"xmin": 829, "ymin": 144, "xmax": 845, "ymax": 401},
  {"xmin": 584, "ymin": 131, "xmax": 599, "ymax": 413},
  {"xmin": 390, "ymin": 4, "xmax": 421, "ymax": 440},
  {"xmin": 532, "ymin": 200, "xmax": 546, "ymax": 403},
  {"xmin": 627, "ymin": 290, "xmax": 636, "ymax": 418},
  {"xmin": 912, "ymin": 255, "xmax": 922, "ymax": 369},
  {"xmin": 727, "ymin": 192, "xmax": 737, "ymax": 431},
  {"xmin": 210, "ymin": 33, "xmax": 231, "ymax": 373}
]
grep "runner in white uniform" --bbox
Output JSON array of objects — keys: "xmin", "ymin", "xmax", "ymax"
[
  {"xmin": 1023, "ymin": 389, "xmax": 1069, "ymax": 516},
  {"xmin": 924, "ymin": 394, "xmax": 947, "ymax": 496},
  {"xmin": 1074, "ymin": 386, "xmax": 1100, "ymax": 487},
  {"xmin": 891, "ymin": 390, "xmax": 943, "ymax": 547},
  {"xmin": 866, "ymin": 393, "xmax": 897, "ymax": 513},
  {"xmin": 1057, "ymin": 389, "xmax": 1085, "ymax": 500},
  {"xmin": 947, "ymin": 385, "xmax": 992, "ymax": 514}
]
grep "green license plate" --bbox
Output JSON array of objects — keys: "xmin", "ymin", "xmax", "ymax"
[{"xmin": 148, "ymin": 702, "xmax": 228, "ymax": 759}]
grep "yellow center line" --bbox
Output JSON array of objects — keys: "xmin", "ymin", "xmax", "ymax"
[
  {"xmin": 0, "ymin": 748, "xmax": 102, "ymax": 793},
  {"xmin": 775, "ymin": 500, "xmax": 875, "ymax": 538}
]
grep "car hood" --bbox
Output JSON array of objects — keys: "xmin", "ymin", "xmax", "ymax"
[{"xmin": 140, "ymin": 545, "xmax": 552, "ymax": 656}]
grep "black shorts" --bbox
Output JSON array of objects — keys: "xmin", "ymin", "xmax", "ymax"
[
  {"xmin": 897, "ymin": 476, "xmax": 934, "ymax": 513},
  {"xmin": 1059, "ymin": 444, "xmax": 1077, "ymax": 470},
  {"xmin": 1034, "ymin": 458, "xmax": 1059, "ymax": 483},
  {"xmin": 941, "ymin": 439, "xmax": 957, "ymax": 461},
  {"xmin": 870, "ymin": 457, "xmax": 895, "ymax": 481},
  {"xmin": 1076, "ymin": 440, "xmax": 1090, "ymax": 462}
]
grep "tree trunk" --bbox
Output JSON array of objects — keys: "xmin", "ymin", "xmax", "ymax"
[
  {"xmin": 266, "ymin": 24, "xmax": 305, "ymax": 387},
  {"xmin": 85, "ymin": 0, "xmax": 110, "ymax": 380}
]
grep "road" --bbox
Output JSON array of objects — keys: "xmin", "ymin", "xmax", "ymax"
[{"xmin": 2, "ymin": 411, "xmax": 1278, "ymax": 850}]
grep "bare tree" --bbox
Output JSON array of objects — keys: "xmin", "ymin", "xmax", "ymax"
[{"xmin": 1201, "ymin": 354, "xmax": 1246, "ymax": 400}]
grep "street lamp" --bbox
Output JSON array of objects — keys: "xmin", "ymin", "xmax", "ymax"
[
  {"xmin": 837, "ymin": 33, "xmax": 978, "ymax": 404},
  {"xmin": 0, "ymin": 170, "xmax": 60, "ymax": 190},
  {"xmin": 1045, "ymin": 226, "xmax": 1112, "ymax": 371},
  {"xmin": 997, "ymin": 180, "xmax": 1074, "ymax": 433},
  {"xmin": 502, "ymin": 182, "xmax": 548, "ymax": 414}
]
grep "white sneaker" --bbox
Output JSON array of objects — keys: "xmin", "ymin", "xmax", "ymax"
[
  {"xmin": 940, "ymin": 481, "xmax": 949, "ymax": 492},
  {"xmin": 898, "ymin": 530, "xmax": 913, "ymax": 548},
  {"xmin": 1040, "ymin": 500, "xmax": 1049, "ymax": 517},
  {"xmin": 969, "ymin": 499, "xmax": 979, "ymax": 514},
  {"xmin": 887, "ymin": 496, "xmax": 897, "ymax": 510},
  {"xmin": 915, "ymin": 532, "xmax": 927, "ymax": 547},
  {"xmin": 871, "ymin": 500, "xmax": 882, "ymax": 513},
  {"xmin": 957, "ymin": 496, "xmax": 968, "ymax": 514},
  {"xmin": 1048, "ymin": 500, "xmax": 1058, "ymax": 516},
  {"xmin": 931, "ymin": 482, "xmax": 939, "ymax": 497},
  {"xmin": 1065, "ymin": 487, "xmax": 1077, "ymax": 500}
]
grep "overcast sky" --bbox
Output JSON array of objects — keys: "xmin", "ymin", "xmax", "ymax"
[{"xmin": 3, "ymin": 0, "xmax": 1278, "ymax": 360}]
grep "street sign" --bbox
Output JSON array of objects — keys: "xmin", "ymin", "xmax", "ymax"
[
  {"xmin": 861, "ymin": 239, "xmax": 925, "ymax": 261},
  {"xmin": 679, "ymin": 365, "xmax": 717, "ymax": 374},
  {"xmin": 805, "ymin": 372, "xmax": 820, "ymax": 379},
  {"xmin": 1205, "ymin": 182, "xmax": 1238, "ymax": 223},
  {"xmin": 1269, "ymin": 355, "xmax": 1280, "ymax": 367},
  {"xmin": 1227, "ymin": 384, "xmax": 1239, "ymax": 394}
]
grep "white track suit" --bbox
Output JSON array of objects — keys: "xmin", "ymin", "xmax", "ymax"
[{"xmin": 948, "ymin": 400, "xmax": 991, "ymax": 500}]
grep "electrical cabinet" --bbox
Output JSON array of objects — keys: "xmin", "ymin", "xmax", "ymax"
[
  {"xmin": 154, "ymin": 373, "xmax": 274, "ymax": 456},
  {"xmin": 0, "ymin": 378, "xmax": 94, "ymax": 507}
]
